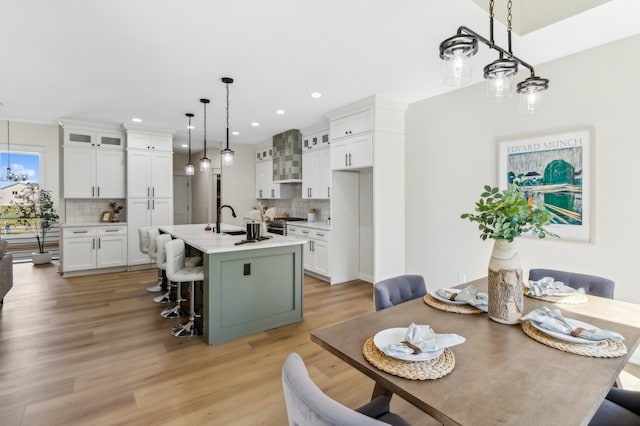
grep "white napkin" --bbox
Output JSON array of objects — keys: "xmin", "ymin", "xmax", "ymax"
[
  {"xmin": 521, "ymin": 307, "xmax": 624, "ymax": 342},
  {"xmin": 384, "ymin": 323, "xmax": 465, "ymax": 357},
  {"xmin": 435, "ymin": 285, "xmax": 489, "ymax": 312},
  {"xmin": 524, "ymin": 276, "xmax": 579, "ymax": 296}
]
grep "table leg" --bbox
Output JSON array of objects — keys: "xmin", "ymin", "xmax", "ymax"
[{"xmin": 371, "ymin": 382, "xmax": 393, "ymax": 400}]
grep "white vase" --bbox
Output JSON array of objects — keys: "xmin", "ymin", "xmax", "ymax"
[
  {"xmin": 487, "ymin": 239, "xmax": 524, "ymax": 324},
  {"xmin": 32, "ymin": 251, "xmax": 52, "ymax": 265}
]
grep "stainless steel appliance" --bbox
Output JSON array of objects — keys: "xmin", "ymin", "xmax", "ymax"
[{"xmin": 266, "ymin": 217, "xmax": 306, "ymax": 235}]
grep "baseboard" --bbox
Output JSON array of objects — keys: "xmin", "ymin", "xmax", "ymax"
[
  {"xmin": 358, "ymin": 273, "xmax": 373, "ymax": 284},
  {"xmin": 62, "ymin": 266, "xmax": 128, "ymax": 278}
]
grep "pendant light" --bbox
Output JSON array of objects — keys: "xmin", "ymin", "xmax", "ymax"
[
  {"xmin": 184, "ymin": 113, "xmax": 195, "ymax": 176},
  {"xmin": 438, "ymin": 0, "xmax": 549, "ymax": 112},
  {"xmin": 220, "ymin": 77, "xmax": 235, "ymax": 167},
  {"xmin": 199, "ymin": 98, "xmax": 211, "ymax": 172},
  {"xmin": 3, "ymin": 121, "xmax": 27, "ymax": 182}
]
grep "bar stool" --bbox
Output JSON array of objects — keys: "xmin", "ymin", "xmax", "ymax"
[
  {"xmin": 165, "ymin": 239, "xmax": 204, "ymax": 337},
  {"xmin": 148, "ymin": 229, "xmax": 173, "ymax": 303},
  {"xmin": 155, "ymin": 234, "xmax": 182, "ymax": 318},
  {"xmin": 139, "ymin": 227, "xmax": 163, "ymax": 293}
]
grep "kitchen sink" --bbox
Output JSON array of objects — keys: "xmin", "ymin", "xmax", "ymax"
[{"xmin": 224, "ymin": 230, "xmax": 246, "ymax": 236}]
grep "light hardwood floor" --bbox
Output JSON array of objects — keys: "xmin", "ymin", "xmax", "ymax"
[{"xmin": 0, "ymin": 262, "xmax": 438, "ymax": 426}]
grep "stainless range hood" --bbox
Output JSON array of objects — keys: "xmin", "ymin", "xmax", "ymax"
[{"xmin": 272, "ymin": 129, "xmax": 302, "ymax": 183}]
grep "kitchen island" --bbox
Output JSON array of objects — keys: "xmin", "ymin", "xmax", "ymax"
[{"xmin": 159, "ymin": 224, "xmax": 305, "ymax": 345}]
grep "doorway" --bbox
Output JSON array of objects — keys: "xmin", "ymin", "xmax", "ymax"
[{"xmin": 173, "ymin": 175, "xmax": 191, "ymax": 225}]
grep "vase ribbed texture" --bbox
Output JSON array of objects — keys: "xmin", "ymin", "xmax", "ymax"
[{"xmin": 487, "ymin": 239, "xmax": 524, "ymax": 324}]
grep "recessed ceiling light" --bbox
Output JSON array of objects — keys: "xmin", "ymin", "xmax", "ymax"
[
  {"xmin": 251, "ymin": 122, "xmax": 260, "ymax": 127},
  {"xmin": 276, "ymin": 109, "xmax": 286, "ymax": 115},
  {"xmin": 181, "ymin": 144, "xmax": 188, "ymax": 148},
  {"xmin": 310, "ymin": 92, "xmax": 322, "ymax": 99},
  {"xmin": 232, "ymin": 131, "xmax": 239, "ymax": 136},
  {"xmin": 131, "ymin": 117, "xmax": 142, "ymax": 123}
]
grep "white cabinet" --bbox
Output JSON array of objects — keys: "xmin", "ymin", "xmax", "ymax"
[
  {"xmin": 125, "ymin": 128, "xmax": 174, "ymax": 266},
  {"xmin": 330, "ymin": 133, "xmax": 373, "ymax": 170},
  {"xmin": 302, "ymin": 129, "xmax": 330, "ymax": 151},
  {"xmin": 255, "ymin": 158, "xmax": 295, "ymax": 199},
  {"xmin": 329, "ymin": 109, "xmax": 372, "ymax": 140},
  {"xmin": 62, "ymin": 225, "xmax": 127, "ymax": 273},
  {"xmin": 64, "ymin": 128, "xmax": 125, "ymax": 149},
  {"xmin": 127, "ymin": 150, "xmax": 173, "ymax": 199},
  {"xmin": 302, "ymin": 148, "xmax": 331, "ymax": 199},
  {"xmin": 126, "ymin": 132, "xmax": 173, "ymax": 151},
  {"xmin": 63, "ymin": 126, "xmax": 126, "ymax": 199},
  {"xmin": 287, "ymin": 225, "xmax": 331, "ymax": 279}
]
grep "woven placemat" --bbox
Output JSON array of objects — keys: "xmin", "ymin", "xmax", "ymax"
[
  {"xmin": 524, "ymin": 291, "xmax": 588, "ymax": 305},
  {"xmin": 521, "ymin": 321, "xmax": 627, "ymax": 358},
  {"xmin": 423, "ymin": 294, "xmax": 484, "ymax": 314},
  {"xmin": 362, "ymin": 337, "xmax": 455, "ymax": 380}
]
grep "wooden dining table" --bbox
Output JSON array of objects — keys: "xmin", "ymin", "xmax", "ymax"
[{"xmin": 310, "ymin": 278, "xmax": 640, "ymax": 425}]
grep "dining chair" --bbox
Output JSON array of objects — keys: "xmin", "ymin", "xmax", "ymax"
[
  {"xmin": 528, "ymin": 268, "xmax": 615, "ymax": 299},
  {"xmin": 373, "ymin": 275, "xmax": 427, "ymax": 311},
  {"xmin": 589, "ymin": 387, "xmax": 640, "ymax": 425},
  {"xmin": 282, "ymin": 352, "xmax": 411, "ymax": 426}
]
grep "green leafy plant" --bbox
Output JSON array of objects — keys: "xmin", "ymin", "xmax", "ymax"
[
  {"xmin": 461, "ymin": 184, "xmax": 557, "ymax": 242},
  {"xmin": 11, "ymin": 183, "xmax": 59, "ymax": 253}
]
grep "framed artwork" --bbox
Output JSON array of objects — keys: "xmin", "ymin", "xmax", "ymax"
[
  {"xmin": 498, "ymin": 128, "xmax": 592, "ymax": 242},
  {"xmin": 100, "ymin": 211, "xmax": 113, "ymax": 223}
]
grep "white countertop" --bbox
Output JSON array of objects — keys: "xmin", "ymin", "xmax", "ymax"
[
  {"xmin": 159, "ymin": 223, "xmax": 305, "ymax": 254},
  {"xmin": 287, "ymin": 221, "xmax": 331, "ymax": 231}
]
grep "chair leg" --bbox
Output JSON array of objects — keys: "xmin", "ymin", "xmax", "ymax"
[
  {"xmin": 161, "ymin": 281, "xmax": 184, "ymax": 318},
  {"xmin": 172, "ymin": 281, "xmax": 201, "ymax": 338},
  {"xmin": 146, "ymin": 268, "xmax": 164, "ymax": 292}
]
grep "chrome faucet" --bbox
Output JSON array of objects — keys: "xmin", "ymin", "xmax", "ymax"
[{"xmin": 216, "ymin": 204, "xmax": 237, "ymax": 233}]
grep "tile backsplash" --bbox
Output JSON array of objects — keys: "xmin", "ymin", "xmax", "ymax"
[
  {"xmin": 65, "ymin": 199, "xmax": 126, "ymax": 224},
  {"xmin": 259, "ymin": 184, "xmax": 330, "ymax": 222}
]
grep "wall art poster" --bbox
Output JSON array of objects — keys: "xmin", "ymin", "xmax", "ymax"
[{"xmin": 498, "ymin": 129, "xmax": 591, "ymax": 242}]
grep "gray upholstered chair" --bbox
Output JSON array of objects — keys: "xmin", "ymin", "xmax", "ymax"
[
  {"xmin": 282, "ymin": 353, "xmax": 411, "ymax": 426},
  {"xmin": 0, "ymin": 240, "xmax": 13, "ymax": 304},
  {"xmin": 373, "ymin": 275, "xmax": 427, "ymax": 311},
  {"xmin": 528, "ymin": 269, "xmax": 614, "ymax": 299},
  {"xmin": 589, "ymin": 387, "xmax": 640, "ymax": 425}
]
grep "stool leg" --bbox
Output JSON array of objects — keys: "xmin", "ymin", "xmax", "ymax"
[
  {"xmin": 153, "ymin": 278, "xmax": 171, "ymax": 303},
  {"xmin": 161, "ymin": 281, "xmax": 184, "ymax": 318},
  {"xmin": 172, "ymin": 281, "xmax": 201, "ymax": 337},
  {"xmin": 146, "ymin": 268, "xmax": 164, "ymax": 292}
]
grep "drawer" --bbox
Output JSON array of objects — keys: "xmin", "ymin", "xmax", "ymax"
[
  {"xmin": 311, "ymin": 230, "xmax": 331, "ymax": 242},
  {"xmin": 98, "ymin": 225, "xmax": 127, "ymax": 236},
  {"xmin": 63, "ymin": 227, "xmax": 97, "ymax": 238}
]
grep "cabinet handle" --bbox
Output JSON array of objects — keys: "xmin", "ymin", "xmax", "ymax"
[
  {"xmin": 147, "ymin": 200, "xmax": 150, "ymax": 210},
  {"xmin": 152, "ymin": 187, "xmax": 155, "ymax": 197},
  {"xmin": 271, "ymin": 189, "xmax": 274, "ymax": 197},
  {"xmin": 328, "ymin": 187, "xmax": 330, "ymax": 198},
  {"xmin": 98, "ymin": 238, "xmax": 101, "ymax": 249},
  {"xmin": 259, "ymin": 190, "xmax": 262, "ymax": 198},
  {"xmin": 97, "ymin": 186, "xmax": 100, "ymax": 197},
  {"xmin": 348, "ymin": 153, "xmax": 352, "ymax": 166},
  {"xmin": 344, "ymin": 153, "xmax": 348, "ymax": 167},
  {"xmin": 302, "ymin": 230, "xmax": 309, "ymax": 234},
  {"xmin": 311, "ymin": 240, "xmax": 315, "ymax": 251},
  {"xmin": 147, "ymin": 187, "xmax": 150, "ymax": 197},
  {"xmin": 92, "ymin": 186, "xmax": 95, "ymax": 197},
  {"xmin": 105, "ymin": 229, "xmax": 118, "ymax": 233},
  {"xmin": 317, "ymin": 233, "xmax": 325, "ymax": 237},
  {"xmin": 73, "ymin": 230, "xmax": 89, "ymax": 234},
  {"xmin": 92, "ymin": 239, "xmax": 95, "ymax": 249},
  {"xmin": 152, "ymin": 200, "xmax": 155, "ymax": 210}
]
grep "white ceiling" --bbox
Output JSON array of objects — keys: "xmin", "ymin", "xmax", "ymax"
[{"xmin": 1, "ymin": 0, "xmax": 638, "ymax": 154}]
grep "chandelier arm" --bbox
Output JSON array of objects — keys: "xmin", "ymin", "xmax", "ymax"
[{"xmin": 456, "ymin": 26, "xmax": 536, "ymax": 77}]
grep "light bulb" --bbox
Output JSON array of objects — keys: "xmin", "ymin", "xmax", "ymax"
[
  {"xmin": 444, "ymin": 49, "xmax": 472, "ymax": 87},
  {"xmin": 486, "ymin": 72, "xmax": 513, "ymax": 102},
  {"xmin": 200, "ymin": 157, "xmax": 211, "ymax": 172},
  {"xmin": 185, "ymin": 163, "xmax": 195, "ymax": 176},
  {"xmin": 221, "ymin": 150, "xmax": 234, "ymax": 166},
  {"xmin": 519, "ymin": 88, "xmax": 544, "ymax": 113}
]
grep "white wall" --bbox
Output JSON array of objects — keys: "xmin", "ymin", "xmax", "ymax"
[{"xmin": 405, "ymin": 34, "xmax": 640, "ymax": 303}]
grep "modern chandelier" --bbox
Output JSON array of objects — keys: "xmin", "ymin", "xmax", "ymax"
[
  {"xmin": 199, "ymin": 98, "xmax": 211, "ymax": 172},
  {"xmin": 438, "ymin": 0, "xmax": 549, "ymax": 112},
  {"xmin": 4, "ymin": 121, "xmax": 27, "ymax": 182},
  {"xmin": 220, "ymin": 77, "xmax": 235, "ymax": 167},
  {"xmin": 184, "ymin": 113, "xmax": 195, "ymax": 176}
]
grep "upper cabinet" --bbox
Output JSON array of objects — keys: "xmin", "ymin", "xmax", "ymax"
[
  {"xmin": 61, "ymin": 122, "xmax": 126, "ymax": 199},
  {"xmin": 329, "ymin": 109, "xmax": 373, "ymax": 141},
  {"xmin": 302, "ymin": 147, "xmax": 331, "ymax": 199},
  {"xmin": 255, "ymin": 156, "xmax": 295, "ymax": 199},
  {"xmin": 126, "ymin": 132, "xmax": 173, "ymax": 151},
  {"xmin": 302, "ymin": 129, "xmax": 330, "ymax": 151}
]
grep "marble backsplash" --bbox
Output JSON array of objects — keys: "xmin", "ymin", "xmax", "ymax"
[
  {"xmin": 65, "ymin": 199, "xmax": 126, "ymax": 224},
  {"xmin": 258, "ymin": 184, "xmax": 330, "ymax": 223}
]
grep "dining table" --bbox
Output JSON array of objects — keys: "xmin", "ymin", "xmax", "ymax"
[{"xmin": 310, "ymin": 277, "xmax": 640, "ymax": 425}]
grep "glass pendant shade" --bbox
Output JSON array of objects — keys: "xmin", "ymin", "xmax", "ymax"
[
  {"xmin": 484, "ymin": 58, "xmax": 518, "ymax": 102},
  {"xmin": 185, "ymin": 162, "xmax": 195, "ymax": 176},
  {"xmin": 200, "ymin": 156, "xmax": 211, "ymax": 172},
  {"xmin": 440, "ymin": 34, "xmax": 477, "ymax": 87},
  {"xmin": 221, "ymin": 148, "xmax": 234, "ymax": 166},
  {"xmin": 517, "ymin": 76, "xmax": 549, "ymax": 113}
]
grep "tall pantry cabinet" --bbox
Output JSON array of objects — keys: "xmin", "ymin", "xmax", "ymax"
[{"xmin": 124, "ymin": 126, "xmax": 174, "ymax": 266}]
